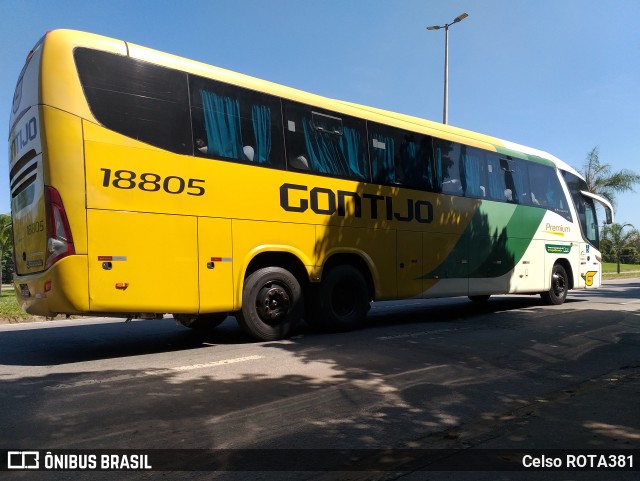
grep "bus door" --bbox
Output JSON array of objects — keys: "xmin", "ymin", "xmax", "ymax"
[
  {"xmin": 197, "ymin": 217, "xmax": 234, "ymax": 312},
  {"xmin": 578, "ymin": 242, "xmax": 601, "ymax": 289},
  {"xmin": 576, "ymin": 191, "xmax": 611, "ymax": 289}
]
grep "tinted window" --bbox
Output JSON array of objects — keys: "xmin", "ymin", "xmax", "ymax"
[
  {"xmin": 435, "ymin": 139, "xmax": 461, "ymax": 196},
  {"xmin": 529, "ymin": 163, "xmax": 571, "ymax": 221},
  {"xmin": 562, "ymin": 171, "xmax": 596, "ymax": 243},
  {"xmin": 75, "ymin": 48, "xmax": 192, "ymax": 154},
  {"xmin": 283, "ymin": 101, "xmax": 368, "ymax": 180},
  {"xmin": 487, "ymin": 155, "xmax": 529, "ymax": 204},
  {"xmin": 190, "ymin": 76, "xmax": 284, "ymax": 168},
  {"xmin": 434, "ymin": 140, "xmax": 534, "ymax": 204},
  {"xmin": 369, "ymin": 123, "xmax": 435, "ymax": 191},
  {"xmin": 459, "ymin": 146, "xmax": 488, "ymax": 199}
]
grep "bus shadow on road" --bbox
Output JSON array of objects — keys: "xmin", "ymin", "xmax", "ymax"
[
  {"xmin": 0, "ymin": 317, "xmax": 252, "ymax": 367},
  {"xmin": 0, "ymin": 291, "xmax": 600, "ymax": 367}
]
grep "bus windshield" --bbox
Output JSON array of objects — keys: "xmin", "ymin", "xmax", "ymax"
[{"xmin": 562, "ymin": 170, "xmax": 601, "ymax": 248}]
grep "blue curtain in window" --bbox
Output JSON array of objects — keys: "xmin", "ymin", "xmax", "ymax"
[
  {"xmin": 200, "ymin": 90, "xmax": 243, "ymax": 159},
  {"xmin": 486, "ymin": 156, "xmax": 505, "ymax": 200},
  {"xmin": 251, "ymin": 105, "xmax": 271, "ymax": 163},
  {"xmin": 423, "ymin": 143, "xmax": 434, "ymax": 190},
  {"xmin": 401, "ymin": 140, "xmax": 416, "ymax": 178},
  {"xmin": 511, "ymin": 164, "xmax": 527, "ymax": 204},
  {"xmin": 302, "ymin": 118, "xmax": 340, "ymax": 174},
  {"xmin": 401, "ymin": 140, "xmax": 417, "ymax": 164},
  {"xmin": 371, "ymin": 134, "xmax": 395, "ymax": 183},
  {"xmin": 462, "ymin": 149, "xmax": 483, "ymax": 197},
  {"xmin": 339, "ymin": 127, "xmax": 366, "ymax": 179}
]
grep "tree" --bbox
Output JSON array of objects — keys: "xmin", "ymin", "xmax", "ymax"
[
  {"xmin": 581, "ymin": 146, "xmax": 640, "ymax": 207},
  {"xmin": 0, "ymin": 214, "xmax": 13, "ymax": 284},
  {"xmin": 620, "ymin": 246, "xmax": 639, "ymax": 265},
  {"xmin": 601, "ymin": 223, "xmax": 639, "ymax": 273}
]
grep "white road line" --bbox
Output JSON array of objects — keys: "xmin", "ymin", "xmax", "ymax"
[
  {"xmin": 45, "ymin": 355, "xmax": 264, "ymax": 391},
  {"xmin": 377, "ymin": 327, "xmax": 471, "ymax": 341},
  {"xmin": 165, "ymin": 355, "xmax": 263, "ymax": 372}
]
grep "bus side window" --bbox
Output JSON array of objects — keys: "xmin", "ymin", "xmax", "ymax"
[
  {"xmin": 368, "ymin": 124, "xmax": 436, "ymax": 191},
  {"xmin": 189, "ymin": 76, "xmax": 284, "ymax": 168},
  {"xmin": 283, "ymin": 101, "xmax": 368, "ymax": 181},
  {"xmin": 529, "ymin": 163, "xmax": 572, "ymax": 221},
  {"xmin": 485, "ymin": 154, "xmax": 509, "ymax": 202},
  {"xmin": 460, "ymin": 146, "xmax": 487, "ymax": 198},
  {"xmin": 435, "ymin": 139, "xmax": 464, "ymax": 196}
]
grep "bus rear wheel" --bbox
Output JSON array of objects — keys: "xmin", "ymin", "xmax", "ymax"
[
  {"xmin": 541, "ymin": 264, "xmax": 568, "ymax": 305},
  {"xmin": 307, "ymin": 265, "xmax": 370, "ymax": 331},
  {"xmin": 237, "ymin": 267, "xmax": 303, "ymax": 341}
]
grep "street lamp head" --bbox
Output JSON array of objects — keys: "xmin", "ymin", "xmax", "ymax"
[
  {"xmin": 453, "ymin": 12, "xmax": 469, "ymax": 23},
  {"xmin": 426, "ymin": 25, "xmax": 441, "ymax": 30}
]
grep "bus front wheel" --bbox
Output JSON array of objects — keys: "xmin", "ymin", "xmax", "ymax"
[
  {"xmin": 541, "ymin": 264, "xmax": 569, "ymax": 305},
  {"xmin": 237, "ymin": 267, "xmax": 303, "ymax": 341},
  {"xmin": 308, "ymin": 265, "xmax": 370, "ymax": 331}
]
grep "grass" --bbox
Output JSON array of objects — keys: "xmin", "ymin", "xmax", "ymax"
[
  {"xmin": 602, "ymin": 262, "xmax": 640, "ymax": 280},
  {"xmin": 0, "ymin": 287, "xmax": 31, "ymax": 320},
  {"xmin": 602, "ymin": 262, "xmax": 640, "ymax": 274}
]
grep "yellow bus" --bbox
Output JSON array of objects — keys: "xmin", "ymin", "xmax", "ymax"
[{"xmin": 9, "ymin": 30, "xmax": 613, "ymax": 341}]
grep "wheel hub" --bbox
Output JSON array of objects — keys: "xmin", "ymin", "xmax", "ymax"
[
  {"xmin": 257, "ymin": 284, "xmax": 291, "ymax": 322},
  {"xmin": 552, "ymin": 272, "xmax": 566, "ymax": 295}
]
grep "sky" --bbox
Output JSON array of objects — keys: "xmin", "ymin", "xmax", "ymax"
[{"xmin": 2, "ymin": 0, "xmax": 639, "ymax": 229}]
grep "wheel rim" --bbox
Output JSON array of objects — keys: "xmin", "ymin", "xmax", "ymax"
[
  {"xmin": 551, "ymin": 271, "xmax": 566, "ymax": 298},
  {"xmin": 256, "ymin": 282, "xmax": 291, "ymax": 324}
]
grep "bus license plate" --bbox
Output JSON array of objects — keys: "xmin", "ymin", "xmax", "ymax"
[{"xmin": 20, "ymin": 284, "xmax": 31, "ymax": 297}]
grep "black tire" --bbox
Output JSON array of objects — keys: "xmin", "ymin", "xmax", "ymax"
[
  {"xmin": 236, "ymin": 267, "xmax": 303, "ymax": 341},
  {"xmin": 468, "ymin": 295, "xmax": 491, "ymax": 303},
  {"xmin": 307, "ymin": 265, "xmax": 370, "ymax": 331},
  {"xmin": 175, "ymin": 313, "xmax": 227, "ymax": 330},
  {"xmin": 540, "ymin": 264, "xmax": 569, "ymax": 305}
]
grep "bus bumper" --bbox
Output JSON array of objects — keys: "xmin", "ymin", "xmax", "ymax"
[{"xmin": 13, "ymin": 255, "xmax": 89, "ymax": 317}]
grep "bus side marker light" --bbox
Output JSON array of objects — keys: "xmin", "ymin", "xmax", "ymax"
[
  {"xmin": 115, "ymin": 282, "xmax": 129, "ymax": 290},
  {"xmin": 44, "ymin": 281, "xmax": 52, "ymax": 292}
]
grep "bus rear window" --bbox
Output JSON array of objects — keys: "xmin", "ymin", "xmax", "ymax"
[{"xmin": 74, "ymin": 48, "xmax": 192, "ymax": 155}]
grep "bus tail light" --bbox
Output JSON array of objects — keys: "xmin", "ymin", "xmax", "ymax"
[{"xmin": 45, "ymin": 186, "xmax": 75, "ymax": 269}]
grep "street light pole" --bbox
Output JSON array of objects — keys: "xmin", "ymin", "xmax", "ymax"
[{"xmin": 427, "ymin": 12, "xmax": 468, "ymax": 124}]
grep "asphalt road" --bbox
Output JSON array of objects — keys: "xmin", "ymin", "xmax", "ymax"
[{"xmin": 1, "ymin": 279, "xmax": 639, "ymax": 480}]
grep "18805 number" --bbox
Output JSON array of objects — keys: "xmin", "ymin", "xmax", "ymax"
[{"xmin": 100, "ymin": 168, "xmax": 205, "ymax": 196}]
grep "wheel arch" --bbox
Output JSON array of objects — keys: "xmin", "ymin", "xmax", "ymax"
[
  {"xmin": 555, "ymin": 257, "xmax": 575, "ymax": 290},
  {"xmin": 238, "ymin": 249, "xmax": 310, "ymax": 311},
  {"xmin": 320, "ymin": 251, "xmax": 376, "ymax": 301}
]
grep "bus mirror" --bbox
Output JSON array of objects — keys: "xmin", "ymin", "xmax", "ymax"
[{"xmin": 580, "ymin": 190, "xmax": 614, "ymax": 224}]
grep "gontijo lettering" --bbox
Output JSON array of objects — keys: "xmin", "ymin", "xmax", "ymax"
[
  {"xmin": 279, "ymin": 183, "xmax": 434, "ymax": 223},
  {"xmin": 10, "ymin": 116, "xmax": 37, "ymax": 161}
]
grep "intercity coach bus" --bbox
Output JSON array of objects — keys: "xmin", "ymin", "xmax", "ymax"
[{"xmin": 9, "ymin": 30, "xmax": 613, "ymax": 341}]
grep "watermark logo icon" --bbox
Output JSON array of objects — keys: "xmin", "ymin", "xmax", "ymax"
[{"xmin": 8, "ymin": 451, "xmax": 39, "ymax": 469}]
